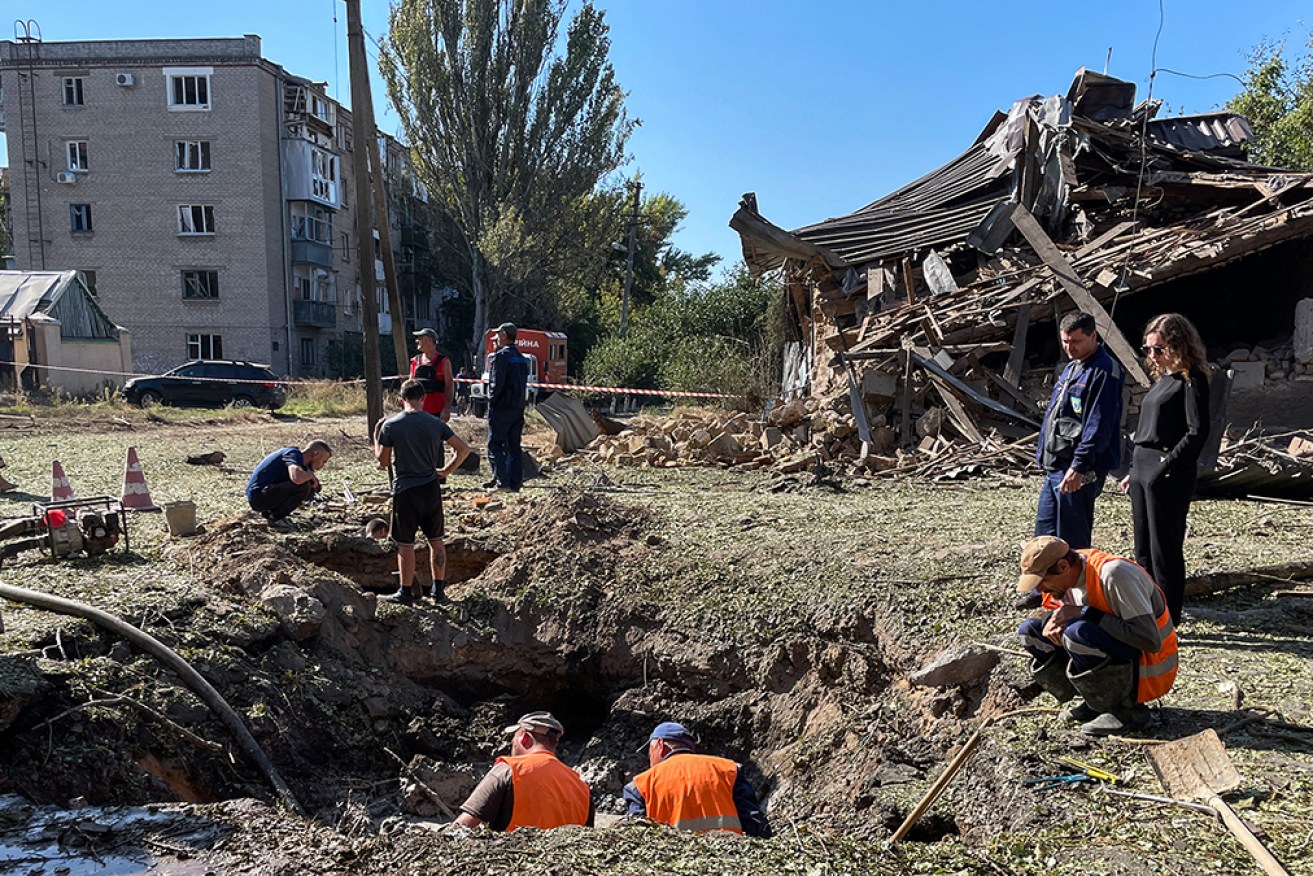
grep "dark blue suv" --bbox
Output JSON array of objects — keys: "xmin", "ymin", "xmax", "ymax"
[{"xmin": 124, "ymin": 360, "xmax": 288, "ymax": 410}]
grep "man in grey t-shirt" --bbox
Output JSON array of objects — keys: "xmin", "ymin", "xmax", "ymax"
[{"xmin": 375, "ymin": 379, "xmax": 471, "ymax": 603}]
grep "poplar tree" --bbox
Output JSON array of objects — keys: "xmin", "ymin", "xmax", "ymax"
[{"xmin": 380, "ymin": 0, "xmax": 634, "ymax": 353}]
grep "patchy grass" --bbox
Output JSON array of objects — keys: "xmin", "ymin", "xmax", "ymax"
[{"xmin": 0, "ymin": 416, "xmax": 1310, "ymax": 875}]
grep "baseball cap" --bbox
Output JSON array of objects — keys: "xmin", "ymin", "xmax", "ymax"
[
  {"xmin": 503, "ymin": 711, "xmax": 564, "ymax": 739},
  {"xmin": 637, "ymin": 721, "xmax": 698, "ymax": 752},
  {"xmin": 413, "ymin": 327, "xmax": 438, "ymax": 340},
  {"xmin": 1016, "ymin": 536, "xmax": 1071, "ymax": 593},
  {"xmin": 496, "ymin": 322, "xmax": 517, "ymax": 339}
]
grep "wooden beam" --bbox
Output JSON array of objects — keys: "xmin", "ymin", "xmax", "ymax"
[
  {"xmin": 1011, "ymin": 205, "xmax": 1152, "ymax": 388},
  {"xmin": 929, "ymin": 378, "xmax": 985, "ymax": 444},
  {"xmin": 1073, "ymin": 220, "xmax": 1137, "ymax": 259},
  {"xmin": 1004, "ymin": 303, "xmax": 1030, "ymax": 386},
  {"xmin": 908, "ymin": 350, "xmax": 1041, "ymax": 429},
  {"xmin": 899, "ymin": 349, "xmax": 913, "ymax": 445},
  {"xmin": 968, "ymin": 350, "xmax": 1042, "ymax": 417},
  {"xmin": 901, "ymin": 257, "xmax": 917, "ymax": 306}
]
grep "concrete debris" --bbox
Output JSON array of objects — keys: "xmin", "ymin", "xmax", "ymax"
[{"xmin": 908, "ymin": 646, "xmax": 1001, "ymax": 689}]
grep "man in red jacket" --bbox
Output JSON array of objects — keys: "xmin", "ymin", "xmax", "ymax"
[
  {"xmin": 455, "ymin": 711, "xmax": 592, "ymax": 831},
  {"xmin": 624, "ymin": 721, "xmax": 770, "ymax": 836}
]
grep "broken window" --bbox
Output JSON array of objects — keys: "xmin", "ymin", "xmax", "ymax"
[
  {"xmin": 66, "ymin": 140, "xmax": 89, "ymax": 172},
  {"xmin": 181, "ymin": 270, "xmax": 219, "ymax": 300},
  {"xmin": 177, "ymin": 204, "xmax": 216, "ymax": 235},
  {"xmin": 63, "ymin": 77, "xmax": 85, "ymax": 106},
  {"xmin": 290, "ymin": 203, "xmax": 332, "ymax": 244},
  {"xmin": 175, "ymin": 140, "xmax": 211, "ymax": 172},
  {"xmin": 69, "ymin": 203, "xmax": 93, "ymax": 233}
]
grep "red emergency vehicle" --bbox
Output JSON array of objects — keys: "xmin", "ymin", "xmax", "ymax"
[{"xmin": 469, "ymin": 328, "xmax": 568, "ymax": 410}]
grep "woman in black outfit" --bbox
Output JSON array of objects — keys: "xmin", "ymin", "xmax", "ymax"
[{"xmin": 1120, "ymin": 313, "xmax": 1210, "ymax": 626}]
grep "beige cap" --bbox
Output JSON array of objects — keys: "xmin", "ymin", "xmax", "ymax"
[{"xmin": 1017, "ymin": 536, "xmax": 1070, "ymax": 593}]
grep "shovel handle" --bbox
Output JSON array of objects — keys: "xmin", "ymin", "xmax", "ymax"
[{"xmin": 1206, "ymin": 794, "xmax": 1291, "ymax": 876}]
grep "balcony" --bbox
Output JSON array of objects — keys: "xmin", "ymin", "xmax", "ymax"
[
  {"xmin": 293, "ymin": 299, "xmax": 336, "ymax": 328},
  {"xmin": 290, "ymin": 239, "xmax": 333, "ymax": 267}
]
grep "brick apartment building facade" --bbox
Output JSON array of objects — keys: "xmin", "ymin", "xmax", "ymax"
[{"xmin": 0, "ymin": 34, "xmax": 440, "ymax": 379}]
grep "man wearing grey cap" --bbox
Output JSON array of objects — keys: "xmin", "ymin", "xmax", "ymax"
[
  {"xmin": 623, "ymin": 721, "xmax": 770, "ymax": 837},
  {"xmin": 484, "ymin": 322, "xmax": 530, "ymax": 491},
  {"xmin": 454, "ymin": 711, "xmax": 592, "ymax": 831}
]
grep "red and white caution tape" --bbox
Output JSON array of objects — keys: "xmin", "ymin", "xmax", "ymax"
[{"xmin": 0, "ymin": 360, "xmax": 741, "ymax": 399}]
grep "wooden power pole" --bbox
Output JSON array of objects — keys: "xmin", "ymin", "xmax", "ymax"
[{"xmin": 345, "ymin": 0, "xmax": 383, "ymax": 435}]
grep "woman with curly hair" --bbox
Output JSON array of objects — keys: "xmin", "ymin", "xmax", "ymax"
[{"xmin": 1120, "ymin": 313, "xmax": 1211, "ymax": 625}]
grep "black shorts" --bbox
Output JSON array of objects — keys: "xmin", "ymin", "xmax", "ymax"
[{"xmin": 391, "ymin": 480, "xmax": 443, "ymax": 545}]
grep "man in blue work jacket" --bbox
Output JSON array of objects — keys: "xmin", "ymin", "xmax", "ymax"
[
  {"xmin": 1034, "ymin": 311, "xmax": 1124, "ymax": 552},
  {"xmin": 485, "ymin": 322, "xmax": 530, "ymax": 492}
]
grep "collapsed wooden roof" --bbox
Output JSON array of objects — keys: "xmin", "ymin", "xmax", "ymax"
[{"xmin": 731, "ymin": 68, "xmax": 1313, "ymax": 397}]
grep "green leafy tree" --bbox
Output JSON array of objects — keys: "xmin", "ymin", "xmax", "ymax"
[
  {"xmin": 380, "ymin": 0, "xmax": 635, "ymax": 354},
  {"xmin": 1228, "ymin": 31, "xmax": 1313, "ymax": 170},
  {"xmin": 584, "ymin": 265, "xmax": 785, "ymax": 405}
]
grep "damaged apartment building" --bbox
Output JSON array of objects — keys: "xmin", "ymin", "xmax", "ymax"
[{"xmin": 732, "ymin": 69, "xmax": 1313, "ymax": 472}]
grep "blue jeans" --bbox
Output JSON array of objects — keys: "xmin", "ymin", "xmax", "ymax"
[
  {"xmin": 1019, "ymin": 615, "xmax": 1139, "ymax": 675},
  {"xmin": 1034, "ymin": 469, "xmax": 1106, "ymax": 549},
  {"xmin": 487, "ymin": 407, "xmax": 524, "ymax": 490}
]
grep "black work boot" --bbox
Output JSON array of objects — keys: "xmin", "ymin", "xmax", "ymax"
[
  {"xmin": 1068, "ymin": 660, "xmax": 1144, "ymax": 736},
  {"xmin": 430, "ymin": 579, "xmax": 447, "ymax": 602},
  {"xmin": 1030, "ymin": 653, "xmax": 1077, "ymax": 703}
]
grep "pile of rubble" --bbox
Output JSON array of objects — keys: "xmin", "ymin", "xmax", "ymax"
[{"xmin": 555, "ymin": 393, "xmax": 1032, "ymax": 479}]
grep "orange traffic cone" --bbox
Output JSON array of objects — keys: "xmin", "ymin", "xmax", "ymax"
[
  {"xmin": 120, "ymin": 447, "xmax": 160, "ymax": 511},
  {"xmin": 51, "ymin": 460, "xmax": 76, "ymax": 501}
]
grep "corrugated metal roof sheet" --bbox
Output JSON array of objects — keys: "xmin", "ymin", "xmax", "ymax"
[
  {"xmin": 788, "ymin": 144, "xmax": 1009, "ymax": 264},
  {"xmin": 1146, "ymin": 113, "xmax": 1253, "ymax": 156}
]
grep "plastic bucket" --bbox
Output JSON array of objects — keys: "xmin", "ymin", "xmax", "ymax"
[{"xmin": 163, "ymin": 500, "xmax": 197, "ymax": 537}]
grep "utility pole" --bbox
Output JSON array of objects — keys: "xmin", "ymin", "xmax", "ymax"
[
  {"xmin": 345, "ymin": 0, "xmax": 383, "ymax": 436},
  {"xmin": 619, "ymin": 180, "xmax": 642, "ymax": 337}
]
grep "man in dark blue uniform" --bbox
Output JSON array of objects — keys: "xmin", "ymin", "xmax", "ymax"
[
  {"xmin": 1034, "ymin": 311, "xmax": 1124, "ymax": 551},
  {"xmin": 485, "ymin": 322, "xmax": 530, "ymax": 492},
  {"xmin": 246, "ymin": 441, "xmax": 332, "ymax": 523}
]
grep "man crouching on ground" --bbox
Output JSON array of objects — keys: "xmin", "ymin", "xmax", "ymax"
[
  {"xmin": 246, "ymin": 440, "xmax": 332, "ymax": 523},
  {"xmin": 375, "ymin": 379, "xmax": 470, "ymax": 604},
  {"xmin": 1016, "ymin": 536, "xmax": 1178, "ymax": 736}
]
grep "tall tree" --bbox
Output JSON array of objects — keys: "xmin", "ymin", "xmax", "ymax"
[
  {"xmin": 380, "ymin": 0, "xmax": 635, "ymax": 354},
  {"xmin": 1228, "ymin": 30, "xmax": 1313, "ymax": 170}
]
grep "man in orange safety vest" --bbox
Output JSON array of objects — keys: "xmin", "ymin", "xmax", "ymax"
[
  {"xmin": 1016, "ymin": 536, "xmax": 1178, "ymax": 736},
  {"xmin": 624, "ymin": 721, "xmax": 769, "ymax": 837},
  {"xmin": 455, "ymin": 711, "xmax": 592, "ymax": 831}
]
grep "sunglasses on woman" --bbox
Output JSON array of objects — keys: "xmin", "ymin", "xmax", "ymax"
[{"xmin": 1141, "ymin": 344, "xmax": 1166, "ymax": 355}]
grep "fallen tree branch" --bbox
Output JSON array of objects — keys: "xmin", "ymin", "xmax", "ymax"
[{"xmin": 0, "ymin": 581, "xmax": 303, "ymax": 816}]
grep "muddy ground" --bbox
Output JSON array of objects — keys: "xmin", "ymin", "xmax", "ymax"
[{"xmin": 0, "ymin": 412, "xmax": 1311, "ymax": 875}]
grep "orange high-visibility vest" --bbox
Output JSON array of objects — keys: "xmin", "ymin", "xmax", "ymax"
[
  {"xmin": 496, "ymin": 751, "xmax": 590, "ymax": 832},
  {"xmin": 1079, "ymin": 549, "xmax": 1178, "ymax": 702},
  {"xmin": 633, "ymin": 753, "xmax": 743, "ymax": 834}
]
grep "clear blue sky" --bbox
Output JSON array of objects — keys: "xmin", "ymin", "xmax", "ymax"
[{"xmin": 4, "ymin": 0, "xmax": 1310, "ymax": 270}]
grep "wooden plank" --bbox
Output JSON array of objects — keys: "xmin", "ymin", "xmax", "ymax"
[
  {"xmin": 1003, "ymin": 303, "xmax": 1031, "ymax": 386},
  {"xmin": 1011, "ymin": 204, "xmax": 1152, "ymax": 388},
  {"xmin": 929, "ymin": 377, "xmax": 985, "ymax": 444},
  {"xmin": 1073, "ymin": 220, "xmax": 1137, "ymax": 259},
  {"xmin": 901, "ymin": 257, "xmax": 917, "ymax": 306},
  {"xmin": 968, "ymin": 350, "xmax": 1042, "ymax": 417},
  {"xmin": 908, "ymin": 350, "xmax": 1041, "ymax": 428},
  {"xmin": 899, "ymin": 349, "xmax": 913, "ymax": 445}
]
